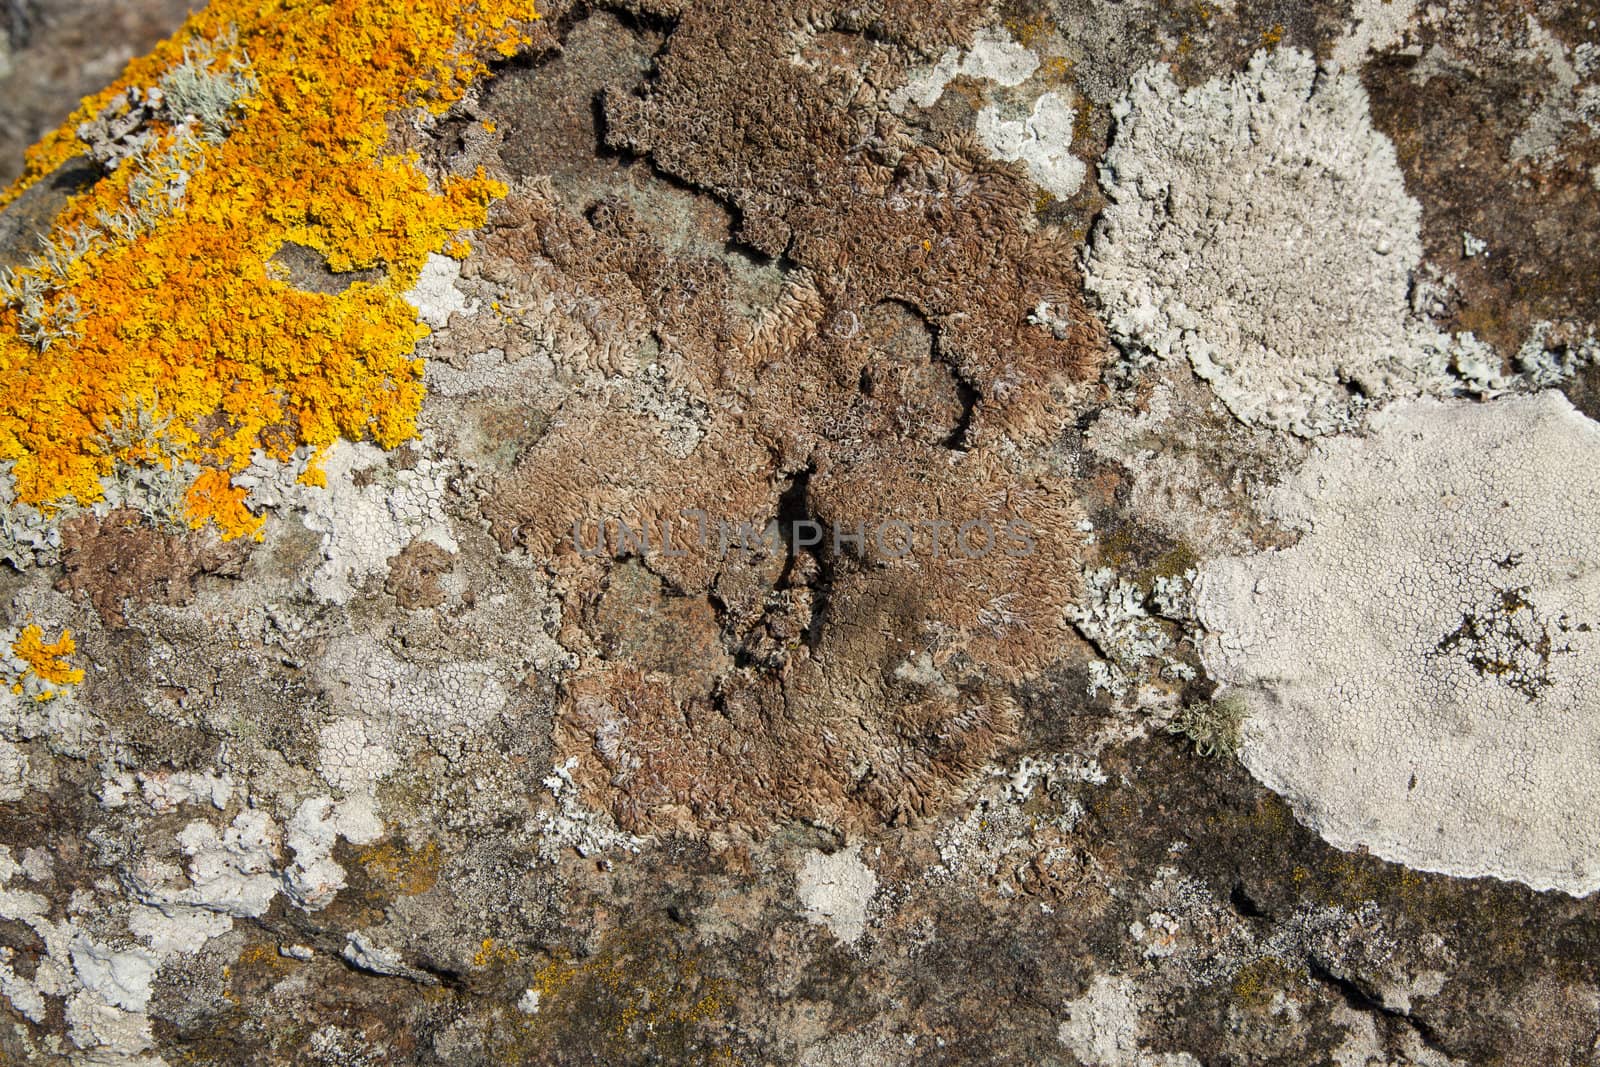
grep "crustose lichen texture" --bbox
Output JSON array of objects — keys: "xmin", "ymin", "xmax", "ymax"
[
  {"xmin": 4, "ymin": 0, "xmax": 1600, "ymax": 1060},
  {"xmin": 1084, "ymin": 48, "xmax": 1475, "ymax": 436},
  {"xmin": 0, "ymin": 0, "xmax": 536, "ymax": 540},
  {"xmin": 1196, "ymin": 393, "xmax": 1600, "ymax": 894}
]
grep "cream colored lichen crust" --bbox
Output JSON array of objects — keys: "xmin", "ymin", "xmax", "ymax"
[{"xmin": 1196, "ymin": 393, "xmax": 1600, "ymax": 894}]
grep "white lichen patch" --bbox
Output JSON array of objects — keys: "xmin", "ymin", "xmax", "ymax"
[
  {"xmin": 298, "ymin": 439, "xmax": 456, "ymax": 605},
  {"xmin": 283, "ymin": 795, "xmax": 383, "ymax": 910},
  {"xmin": 318, "ymin": 717, "xmax": 399, "ymax": 795},
  {"xmin": 1066, "ymin": 564, "xmax": 1196, "ymax": 704},
  {"xmin": 796, "ymin": 844, "xmax": 878, "ymax": 945},
  {"xmin": 159, "ymin": 810, "xmax": 281, "ymax": 918},
  {"xmin": 890, "ymin": 25, "xmax": 1082, "ymax": 199},
  {"xmin": 1057, "ymin": 974, "xmax": 1201, "ymax": 1066},
  {"xmin": 404, "ymin": 252, "xmax": 476, "ymax": 329},
  {"xmin": 1196, "ymin": 393, "xmax": 1600, "ymax": 894},
  {"xmin": 1515, "ymin": 320, "xmax": 1600, "ymax": 388},
  {"xmin": 0, "ymin": 737, "xmax": 29, "ymax": 802},
  {"xmin": 1330, "ymin": 0, "xmax": 1419, "ymax": 68},
  {"xmin": 891, "ymin": 26, "xmax": 1040, "ymax": 110},
  {"xmin": 1085, "ymin": 48, "xmax": 1476, "ymax": 436},
  {"xmin": 319, "ymin": 634, "xmax": 507, "ymax": 741},
  {"xmin": 535, "ymin": 758, "xmax": 645, "ymax": 863},
  {"xmin": 1508, "ymin": 16, "xmax": 1591, "ymax": 162},
  {"xmin": 976, "ymin": 90, "xmax": 1085, "ymax": 199}
]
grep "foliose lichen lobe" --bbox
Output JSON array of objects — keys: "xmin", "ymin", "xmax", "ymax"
[
  {"xmin": 1084, "ymin": 48, "xmax": 1479, "ymax": 435},
  {"xmin": 0, "ymin": 0, "xmax": 539, "ymax": 540}
]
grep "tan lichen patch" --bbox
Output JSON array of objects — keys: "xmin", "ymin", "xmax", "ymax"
[
  {"xmin": 384, "ymin": 539, "xmax": 455, "ymax": 611},
  {"xmin": 443, "ymin": 15, "xmax": 1104, "ymax": 836},
  {"xmin": 55, "ymin": 508, "xmax": 250, "ymax": 629}
]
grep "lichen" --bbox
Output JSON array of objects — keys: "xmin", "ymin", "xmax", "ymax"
[
  {"xmin": 1165, "ymin": 695, "xmax": 1246, "ymax": 759},
  {"xmin": 1196, "ymin": 392, "xmax": 1600, "ymax": 894},
  {"xmin": 0, "ymin": 0, "xmax": 537, "ymax": 540},
  {"xmin": 1083, "ymin": 48, "xmax": 1492, "ymax": 436},
  {"xmin": 3, "ymin": 622, "xmax": 82, "ymax": 700},
  {"xmin": 1066, "ymin": 563, "xmax": 1196, "ymax": 705}
]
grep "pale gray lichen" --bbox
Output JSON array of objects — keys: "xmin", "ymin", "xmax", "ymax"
[
  {"xmin": 1195, "ymin": 393, "xmax": 1600, "ymax": 894},
  {"xmin": 1084, "ymin": 48, "xmax": 1487, "ymax": 436},
  {"xmin": 0, "ymin": 463, "xmax": 63, "ymax": 569},
  {"xmin": 266, "ymin": 438, "xmax": 457, "ymax": 606},
  {"xmin": 890, "ymin": 26, "xmax": 1039, "ymax": 111},
  {"xmin": 891, "ymin": 25, "xmax": 1083, "ymax": 199},
  {"xmin": 157, "ymin": 36, "xmax": 258, "ymax": 144},
  {"xmin": 0, "ymin": 403, "xmax": 205, "ymax": 571},
  {"xmin": 796, "ymin": 844, "xmax": 879, "ymax": 945},
  {"xmin": 1508, "ymin": 15, "xmax": 1591, "ymax": 162},
  {"xmin": 403, "ymin": 252, "xmax": 476, "ymax": 329},
  {"xmin": 1165, "ymin": 695, "xmax": 1246, "ymax": 759},
  {"xmin": 926, "ymin": 753, "xmax": 1103, "ymax": 895},
  {"xmin": 976, "ymin": 90, "xmax": 1085, "ymax": 199},
  {"xmin": 76, "ymin": 33, "xmax": 254, "ymax": 168},
  {"xmin": 1329, "ymin": 0, "xmax": 1419, "ymax": 69},
  {"xmin": 534, "ymin": 757, "xmax": 644, "ymax": 863},
  {"xmin": 1057, "ymin": 973, "xmax": 1202, "ymax": 1067},
  {"xmin": 1514, "ymin": 320, "xmax": 1599, "ymax": 388},
  {"xmin": 1066, "ymin": 565, "xmax": 1195, "ymax": 704}
]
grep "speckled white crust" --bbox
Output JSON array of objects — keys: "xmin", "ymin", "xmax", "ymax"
[
  {"xmin": 796, "ymin": 844, "xmax": 878, "ymax": 945},
  {"xmin": 1196, "ymin": 393, "xmax": 1600, "ymax": 894},
  {"xmin": 0, "ymin": 737, "xmax": 27, "ymax": 802},
  {"xmin": 1085, "ymin": 49, "xmax": 1455, "ymax": 436},
  {"xmin": 976, "ymin": 91, "xmax": 1085, "ymax": 199}
]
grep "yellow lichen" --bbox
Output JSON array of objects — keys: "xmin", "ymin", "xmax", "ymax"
[
  {"xmin": 7, "ymin": 624, "xmax": 84, "ymax": 700},
  {"xmin": 472, "ymin": 938, "xmax": 522, "ymax": 969},
  {"xmin": 184, "ymin": 467, "xmax": 264, "ymax": 541},
  {"xmin": 359, "ymin": 839, "xmax": 442, "ymax": 896},
  {"xmin": 0, "ymin": 0, "xmax": 538, "ymax": 536}
]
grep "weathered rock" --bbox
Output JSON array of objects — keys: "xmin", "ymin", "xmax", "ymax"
[{"xmin": 0, "ymin": 0, "xmax": 1597, "ymax": 1063}]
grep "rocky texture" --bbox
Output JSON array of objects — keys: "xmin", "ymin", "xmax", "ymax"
[{"xmin": 1, "ymin": 0, "xmax": 1599, "ymax": 1065}]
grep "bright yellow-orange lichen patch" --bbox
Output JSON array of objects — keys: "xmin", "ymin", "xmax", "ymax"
[
  {"xmin": 184, "ymin": 467, "xmax": 264, "ymax": 541},
  {"xmin": 9, "ymin": 624, "xmax": 84, "ymax": 699},
  {"xmin": 0, "ymin": 0, "xmax": 538, "ymax": 536}
]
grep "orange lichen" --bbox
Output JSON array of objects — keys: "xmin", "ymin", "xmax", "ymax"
[
  {"xmin": 183, "ymin": 467, "xmax": 264, "ymax": 541},
  {"xmin": 9, "ymin": 624, "xmax": 84, "ymax": 699},
  {"xmin": 0, "ymin": 0, "xmax": 538, "ymax": 536}
]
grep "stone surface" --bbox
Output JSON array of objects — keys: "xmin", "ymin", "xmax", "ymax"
[{"xmin": 1, "ymin": 0, "xmax": 1599, "ymax": 1064}]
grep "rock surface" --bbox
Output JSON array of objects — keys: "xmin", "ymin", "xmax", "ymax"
[{"xmin": 1, "ymin": 1, "xmax": 1599, "ymax": 1064}]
